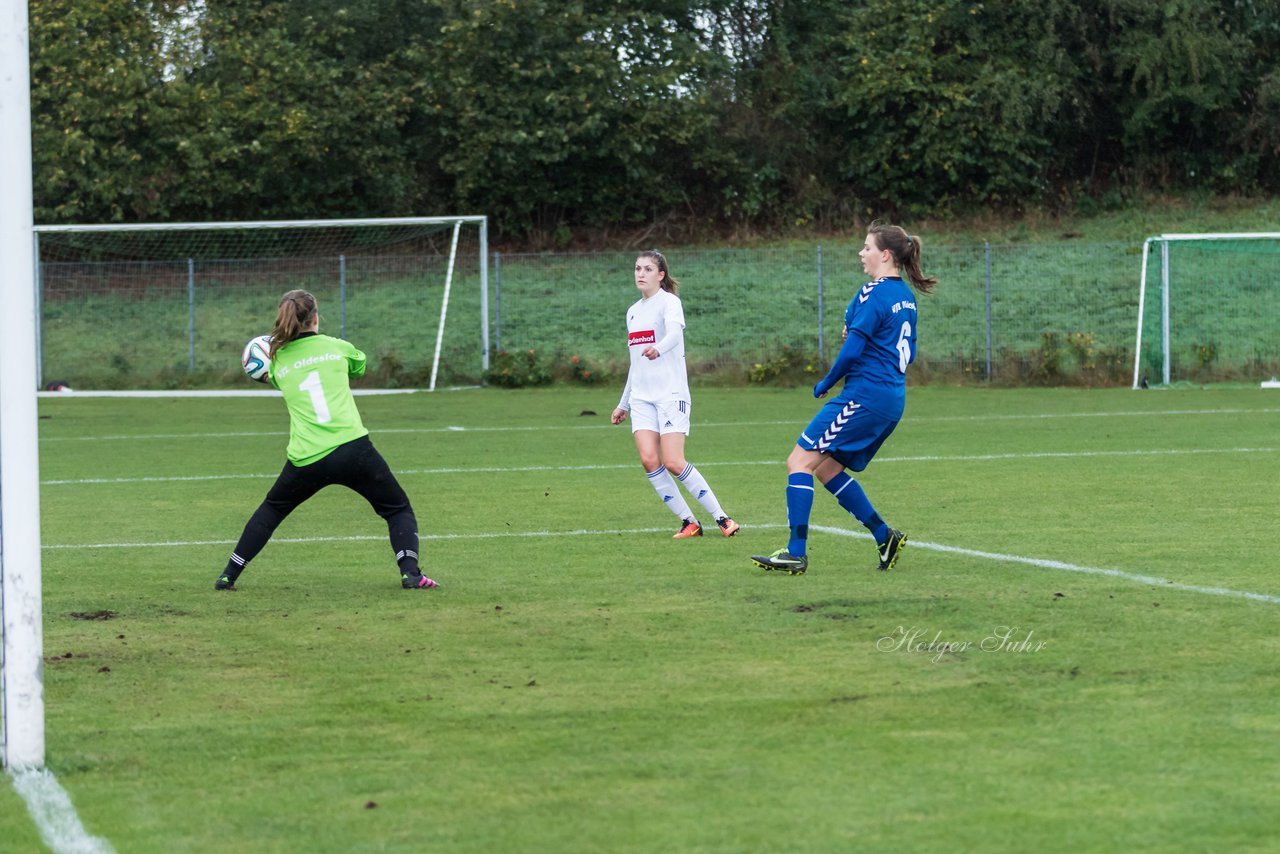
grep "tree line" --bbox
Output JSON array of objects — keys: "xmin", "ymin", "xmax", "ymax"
[{"xmin": 29, "ymin": 0, "xmax": 1280, "ymax": 243}]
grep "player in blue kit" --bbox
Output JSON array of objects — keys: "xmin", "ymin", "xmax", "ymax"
[{"xmin": 751, "ymin": 223, "xmax": 937, "ymax": 575}]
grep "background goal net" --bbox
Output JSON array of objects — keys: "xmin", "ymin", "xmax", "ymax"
[
  {"xmin": 1133, "ymin": 233, "xmax": 1280, "ymax": 387},
  {"xmin": 34, "ymin": 216, "xmax": 488, "ymax": 391}
]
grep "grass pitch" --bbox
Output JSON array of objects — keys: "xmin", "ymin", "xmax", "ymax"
[{"xmin": 8, "ymin": 384, "xmax": 1280, "ymax": 851}]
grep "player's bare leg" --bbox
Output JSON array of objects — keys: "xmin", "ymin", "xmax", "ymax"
[
  {"xmin": 659, "ymin": 431, "xmax": 740, "ymax": 537},
  {"xmin": 634, "ymin": 429, "xmax": 700, "ymax": 536}
]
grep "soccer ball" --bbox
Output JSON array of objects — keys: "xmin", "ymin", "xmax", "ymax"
[{"xmin": 241, "ymin": 335, "xmax": 273, "ymax": 383}]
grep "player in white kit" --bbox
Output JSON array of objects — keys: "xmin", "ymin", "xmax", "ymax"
[{"xmin": 611, "ymin": 251, "xmax": 741, "ymax": 539}]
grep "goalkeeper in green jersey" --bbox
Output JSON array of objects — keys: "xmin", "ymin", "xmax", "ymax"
[{"xmin": 215, "ymin": 289, "xmax": 438, "ymax": 591}]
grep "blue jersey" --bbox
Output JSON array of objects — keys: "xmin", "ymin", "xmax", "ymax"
[{"xmin": 814, "ymin": 276, "xmax": 918, "ymax": 418}]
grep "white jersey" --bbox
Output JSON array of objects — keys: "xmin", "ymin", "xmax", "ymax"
[{"xmin": 617, "ymin": 288, "xmax": 690, "ymax": 408}]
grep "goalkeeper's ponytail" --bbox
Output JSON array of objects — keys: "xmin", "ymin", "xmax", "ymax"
[{"xmin": 269, "ymin": 290, "xmax": 318, "ymax": 360}]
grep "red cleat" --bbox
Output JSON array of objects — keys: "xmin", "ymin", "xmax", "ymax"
[
  {"xmin": 673, "ymin": 519, "xmax": 703, "ymax": 539},
  {"xmin": 716, "ymin": 517, "xmax": 741, "ymax": 538}
]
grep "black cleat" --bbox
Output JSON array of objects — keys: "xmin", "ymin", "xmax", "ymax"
[
  {"xmin": 877, "ymin": 529, "xmax": 907, "ymax": 571},
  {"xmin": 402, "ymin": 572, "xmax": 440, "ymax": 590},
  {"xmin": 214, "ymin": 573, "xmax": 236, "ymax": 591},
  {"xmin": 750, "ymin": 548, "xmax": 808, "ymax": 575}
]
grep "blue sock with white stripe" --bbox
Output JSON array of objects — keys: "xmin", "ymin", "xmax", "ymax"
[
  {"xmin": 824, "ymin": 472, "xmax": 888, "ymax": 543},
  {"xmin": 786, "ymin": 472, "xmax": 815, "ymax": 556}
]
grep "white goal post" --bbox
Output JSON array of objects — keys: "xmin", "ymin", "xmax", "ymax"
[
  {"xmin": 1132, "ymin": 232, "xmax": 1280, "ymax": 388},
  {"xmin": 33, "ymin": 215, "xmax": 489, "ymax": 392},
  {"xmin": 2, "ymin": 0, "xmax": 44, "ymax": 771}
]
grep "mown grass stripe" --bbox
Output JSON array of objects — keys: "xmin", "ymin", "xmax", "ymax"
[
  {"xmin": 36, "ymin": 406, "xmax": 1280, "ymax": 443},
  {"xmin": 41, "ymin": 522, "xmax": 1280, "ymax": 606},
  {"xmin": 40, "ymin": 446, "xmax": 1279, "ymax": 486}
]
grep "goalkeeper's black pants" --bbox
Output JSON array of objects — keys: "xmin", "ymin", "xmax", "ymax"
[{"xmin": 223, "ymin": 435, "xmax": 420, "ymax": 581}]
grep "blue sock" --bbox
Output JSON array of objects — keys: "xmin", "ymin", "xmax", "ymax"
[
  {"xmin": 825, "ymin": 472, "xmax": 888, "ymax": 543},
  {"xmin": 786, "ymin": 472, "xmax": 815, "ymax": 556}
]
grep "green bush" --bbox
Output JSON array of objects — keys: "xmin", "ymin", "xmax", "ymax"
[
  {"xmin": 483, "ymin": 348, "xmax": 554, "ymax": 388},
  {"xmin": 1033, "ymin": 332, "xmax": 1063, "ymax": 381},
  {"xmin": 747, "ymin": 345, "xmax": 820, "ymax": 385},
  {"xmin": 555, "ymin": 354, "xmax": 607, "ymax": 386}
]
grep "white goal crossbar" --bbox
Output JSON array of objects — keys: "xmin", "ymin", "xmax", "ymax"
[
  {"xmin": 1132, "ymin": 232, "xmax": 1280, "ymax": 388},
  {"xmin": 33, "ymin": 215, "xmax": 483, "ymax": 232}
]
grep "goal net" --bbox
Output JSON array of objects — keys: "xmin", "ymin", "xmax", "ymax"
[
  {"xmin": 33, "ymin": 216, "xmax": 489, "ymax": 391},
  {"xmin": 1132, "ymin": 233, "xmax": 1280, "ymax": 388}
]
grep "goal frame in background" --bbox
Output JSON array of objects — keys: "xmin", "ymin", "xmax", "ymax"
[
  {"xmin": 1132, "ymin": 232, "xmax": 1280, "ymax": 389},
  {"xmin": 33, "ymin": 215, "xmax": 490, "ymax": 392}
]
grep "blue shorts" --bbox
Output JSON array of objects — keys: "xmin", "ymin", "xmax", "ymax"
[{"xmin": 797, "ymin": 396, "xmax": 899, "ymax": 472}]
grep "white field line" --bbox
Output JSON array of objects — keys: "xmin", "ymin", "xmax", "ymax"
[
  {"xmin": 41, "ymin": 526, "xmax": 691, "ymax": 549},
  {"xmin": 810, "ymin": 526, "xmax": 1280, "ymax": 606},
  {"xmin": 36, "ymin": 405, "xmax": 1280, "ymax": 443},
  {"xmin": 9, "ymin": 768, "xmax": 115, "ymax": 854},
  {"xmin": 39, "ymin": 445, "xmax": 1280, "ymax": 486},
  {"xmin": 41, "ymin": 522, "xmax": 1280, "ymax": 607}
]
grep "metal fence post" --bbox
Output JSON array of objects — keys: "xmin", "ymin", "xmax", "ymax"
[
  {"xmin": 493, "ymin": 251, "xmax": 502, "ymax": 353},
  {"xmin": 816, "ymin": 245, "xmax": 825, "ymax": 369},
  {"xmin": 984, "ymin": 241, "xmax": 993, "ymax": 380},
  {"xmin": 188, "ymin": 258, "xmax": 196, "ymax": 372},
  {"xmin": 339, "ymin": 254, "xmax": 347, "ymax": 340}
]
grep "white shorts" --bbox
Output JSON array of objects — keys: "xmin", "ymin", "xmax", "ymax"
[{"xmin": 629, "ymin": 398, "xmax": 691, "ymax": 435}]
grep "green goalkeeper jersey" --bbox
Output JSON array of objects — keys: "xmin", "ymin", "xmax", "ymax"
[{"xmin": 268, "ymin": 333, "xmax": 369, "ymax": 465}]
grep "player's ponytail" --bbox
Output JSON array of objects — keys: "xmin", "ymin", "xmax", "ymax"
[
  {"xmin": 867, "ymin": 223, "xmax": 937, "ymax": 294},
  {"xmin": 269, "ymin": 289, "xmax": 318, "ymax": 360},
  {"xmin": 639, "ymin": 250, "xmax": 679, "ymax": 295}
]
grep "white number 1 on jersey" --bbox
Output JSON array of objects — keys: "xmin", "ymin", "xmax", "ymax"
[{"xmin": 298, "ymin": 371, "xmax": 332, "ymax": 423}]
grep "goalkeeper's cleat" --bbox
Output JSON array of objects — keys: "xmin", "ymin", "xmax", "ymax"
[
  {"xmin": 401, "ymin": 572, "xmax": 440, "ymax": 590},
  {"xmin": 716, "ymin": 516, "xmax": 741, "ymax": 538},
  {"xmin": 673, "ymin": 519, "xmax": 703, "ymax": 539},
  {"xmin": 877, "ymin": 529, "xmax": 907, "ymax": 571},
  {"xmin": 214, "ymin": 573, "xmax": 237, "ymax": 591},
  {"xmin": 751, "ymin": 548, "xmax": 808, "ymax": 575}
]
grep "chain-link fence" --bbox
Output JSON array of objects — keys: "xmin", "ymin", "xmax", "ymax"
[
  {"xmin": 35, "ymin": 238, "xmax": 1279, "ymax": 389},
  {"xmin": 490, "ymin": 242, "xmax": 1143, "ymax": 387}
]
